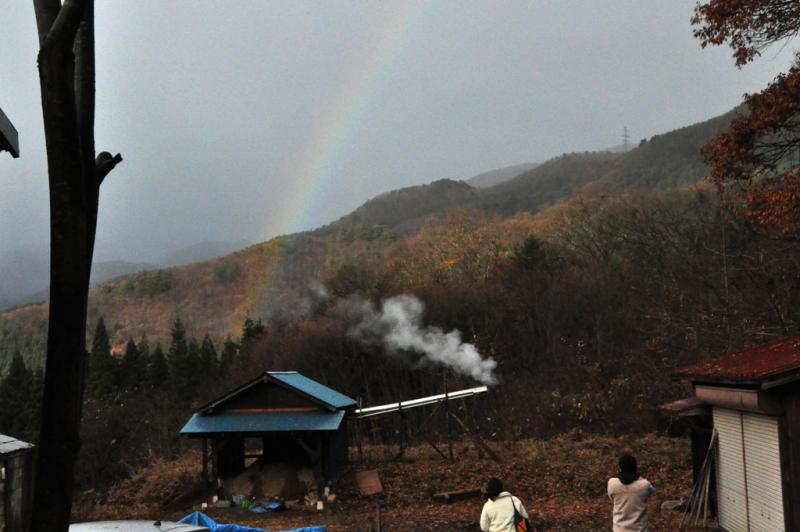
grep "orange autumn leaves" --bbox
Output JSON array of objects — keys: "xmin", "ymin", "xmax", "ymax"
[{"xmin": 694, "ymin": 0, "xmax": 800, "ymax": 235}]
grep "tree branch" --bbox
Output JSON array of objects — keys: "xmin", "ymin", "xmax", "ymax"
[
  {"xmin": 95, "ymin": 152, "xmax": 123, "ymax": 185},
  {"xmin": 42, "ymin": 0, "xmax": 87, "ymax": 52},
  {"xmin": 74, "ymin": 0, "xmax": 95, "ymax": 180},
  {"xmin": 32, "ymin": 0, "xmax": 61, "ymax": 47}
]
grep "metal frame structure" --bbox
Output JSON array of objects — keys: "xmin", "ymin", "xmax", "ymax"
[{"xmin": 354, "ymin": 386, "xmax": 488, "ymax": 418}]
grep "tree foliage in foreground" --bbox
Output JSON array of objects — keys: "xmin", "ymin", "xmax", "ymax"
[{"xmin": 694, "ymin": 0, "xmax": 800, "ymax": 235}]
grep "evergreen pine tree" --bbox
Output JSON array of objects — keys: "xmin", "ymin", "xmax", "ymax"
[
  {"xmin": 0, "ymin": 352, "xmax": 36, "ymax": 441},
  {"xmin": 219, "ymin": 335, "xmax": 238, "ymax": 375},
  {"xmin": 239, "ymin": 317, "xmax": 265, "ymax": 368},
  {"xmin": 168, "ymin": 318, "xmax": 194, "ymax": 399},
  {"xmin": 122, "ymin": 338, "xmax": 146, "ymax": 389},
  {"xmin": 89, "ymin": 317, "xmax": 115, "ymax": 397},
  {"xmin": 187, "ymin": 337, "xmax": 202, "ymax": 392},
  {"xmin": 147, "ymin": 343, "xmax": 168, "ymax": 388},
  {"xmin": 240, "ymin": 317, "xmax": 265, "ymax": 349},
  {"xmin": 138, "ymin": 336, "xmax": 150, "ymax": 360},
  {"xmin": 199, "ymin": 334, "xmax": 218, "ymax": 386}
]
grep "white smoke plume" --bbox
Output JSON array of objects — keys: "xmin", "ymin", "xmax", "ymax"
[{"xmin": 342, "ymin": 294, "xmax": 498, "ymax": 385}]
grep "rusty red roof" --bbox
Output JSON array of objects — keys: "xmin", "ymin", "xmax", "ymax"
[{"xmin": 674, "ymin": 335, "xmax": 800, "ymax": 386}]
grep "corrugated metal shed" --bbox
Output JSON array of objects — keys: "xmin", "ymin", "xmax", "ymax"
[
  {"xmin": 269, "ymin": 372, "xmax": 356, "ymax": 409},
  {"xmin": 180, "ymin": 410, "xmax": 345, "ymax": 434},
  {"xmin": 0, "ymin": 107, "xmax": 19, "ymax": 158},
  {"xmin": 673, "ymin": 335, "xmax": 800, "ymax": 386},
  {"xmin": 181, "ymin": 371, "xmax": 354, "ymax": 485},
  {"xmin": 0, "ymin": 433, "xmax": 33, "ymax": 457}
]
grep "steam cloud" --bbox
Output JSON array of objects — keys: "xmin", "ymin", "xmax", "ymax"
[{"xmin": 342, "ymin": 294, "xmax": 498, "ymax": 385}]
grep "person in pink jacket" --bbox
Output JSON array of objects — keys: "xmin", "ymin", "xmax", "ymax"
[{"xmin": 607, "ymin": 454, "xmax": 655, "ymax": 532}]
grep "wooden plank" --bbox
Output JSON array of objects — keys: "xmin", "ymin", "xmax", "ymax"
[
  {"xmin": 432, "ymin": 487, "xmax": 482, "ymax": 503},
  {"xmin": 356, "ymin": 469, "xmax": 383, "ymax": 496}
]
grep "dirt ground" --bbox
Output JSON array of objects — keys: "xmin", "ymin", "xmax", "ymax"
[{"xmin": 74, "ymin": 432, "xmax": 716, "ymax": 531}]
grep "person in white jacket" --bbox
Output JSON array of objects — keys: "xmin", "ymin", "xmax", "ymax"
[
  {"xmin": 607, "ymin": 454, "xmax": 655, "ymax": 532},
  {"xmin": 480, "ymin": 477, "xmax": 529, "ymax": 532}
]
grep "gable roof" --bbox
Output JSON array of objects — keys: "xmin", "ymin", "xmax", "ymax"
[
  {"xmin": 268, "ymin": 371, "xmax": 356, "ymax": 410},
  {"xmin": 197, "ymin": 371, "xmax": 356, "ymax": 414},
  {"xmin": 673, "ymin": 335, "xmax": 800, "ymax": 387}
]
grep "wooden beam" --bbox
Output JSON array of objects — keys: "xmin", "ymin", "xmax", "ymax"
[
  {"xmin": 422, "ymin": 433, "xmax": 449, "ymax": 462},
  {"xmin": 432, "ymin": 487, "xmax": 482, "ymax": 503},
  {"xmin": 448, "ymin": 412, "xmax": 501, "ymax": 462}
]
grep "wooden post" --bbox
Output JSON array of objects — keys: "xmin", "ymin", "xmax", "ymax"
[
  {"xmin": 201, "ymin": 438, "xmax": 209, "ymax": 484},
  {"xmin": 394, "ymin": 406, "xmax": 407, "ymax": 461},
  {"xmin": 210, "ymin": 439, "xmax": 219, "ymax": 488},
  {"xmin": 444, "ymin": 371, "xmax": 454, "ymax": 462},
  {"xmin": 467, "ymin": 400, "xmax": 484, "ymax": 459},
  {"xmin": 356, "ymin": 398, "xmax": 364, "ymax": 464}
]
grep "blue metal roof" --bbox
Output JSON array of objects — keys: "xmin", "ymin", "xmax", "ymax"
[
  {"xmin": 180, "ymin": 410, "xmax": 345, "ymax": 435},
  {"xmin": 268, "ymin": 371, "xmax": 356, "ymax": 409}
]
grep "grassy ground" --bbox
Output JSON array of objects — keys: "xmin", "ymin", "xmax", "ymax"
[{"xmin": 74, "ymin": 432, "xmax": 713, "ymax": 531}]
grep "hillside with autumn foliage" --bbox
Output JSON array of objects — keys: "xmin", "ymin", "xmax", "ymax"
[{"xmin": 0, "ymin": 106, "xmax": 742, "ymax": 370}]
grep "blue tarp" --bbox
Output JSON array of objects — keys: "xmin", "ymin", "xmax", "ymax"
[
  {"xmin": 180, "ymin": 512, "xmax": 264, "ymax": 532},
  {"xmin": 180, "ymin": 512, "xmax": 327, "ymax": 532}
]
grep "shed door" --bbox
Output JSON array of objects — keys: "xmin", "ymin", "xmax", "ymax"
[
  {"xmin": 714, "ymin": 408, "xmax": 748, "ymax": 532},
  {"xmin": 742, "ymin": 413, "xmax": 784, "ymax": 532}
]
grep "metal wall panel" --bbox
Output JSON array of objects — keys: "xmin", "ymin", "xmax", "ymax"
[
  {"xmin": 743, "ymin": 413, "xmax": 784, "ymax": 532},
  {"xmin": 715, "ymin": 407, "xmax": 749, "ymax": 532}
]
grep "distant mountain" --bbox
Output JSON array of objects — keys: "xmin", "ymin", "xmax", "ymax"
[
  {"xmin": 0, "ymin": 247, "xmax": 49, "ymax": 311},
  {"xmin": 476, "ymin": 151, "xmax": 621, "ymax": 216},
  {"xmin": 604, "ymin": 143, "xmax": 630, "ymax": 153},
  {"xmin": 91, "ymin": 260, "xmax": 155, "ymax": 286},
  {"xmin": 316, "ymin": 110, "xmax": 736, "ymax": 236},
  {"xmin": 0, "ymin": 239, "xmax": 252, "ymax": 312},
  {"xmin": 317, "ymin": 179, "xmax": 477, "ymax": 237},
  {"xmin": 594, "ymin": 109, "xmax": 737, "ymax": 190},
  {"xmin": 473, "ymin": 109, "xmax": 736, "ymax": 216},
  {"xmin": 465, "ymin": 162, "xmax": 538, "ymax": 188},
  {"xmin": 156, "ymin": 239, "xmax": 253, "ymax": 267}
]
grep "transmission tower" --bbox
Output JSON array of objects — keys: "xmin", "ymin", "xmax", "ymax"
[{"xmin": 622, "ymin": 126, "xmax": 629, "ymax": 152}]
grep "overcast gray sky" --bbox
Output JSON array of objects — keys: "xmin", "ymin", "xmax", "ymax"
[{"xmin": 1, "ymin": 1, "xmax": 796, "ymax": 265}]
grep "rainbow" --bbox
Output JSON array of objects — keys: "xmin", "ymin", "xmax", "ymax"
[{"xmin": 266, "ymin": 1, "xmax": 432, "ymax": 236}]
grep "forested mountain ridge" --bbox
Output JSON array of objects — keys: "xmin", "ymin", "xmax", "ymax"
[
  {"xmin": 464, "ymin": 162, "xmax": 538, "ymax": 188},
  {"xmin": 475, "ymin": 108, "xmax": 737, "ymax": 215},
  {"xmin": 0, "ymin": 107, "xmax": 748, "ymax": 372},
  {"xmin": 319, "ymin": 108, "xmax": 737, "ymax": 235},
  {"xmin": 316, "ymin": 178, "xmax": 477, "ymax": 237}
]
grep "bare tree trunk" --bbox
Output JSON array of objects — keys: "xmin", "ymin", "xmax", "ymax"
[{"xmin": 30, "ymin": 1, "xmax": 120, "ymax": 529}]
